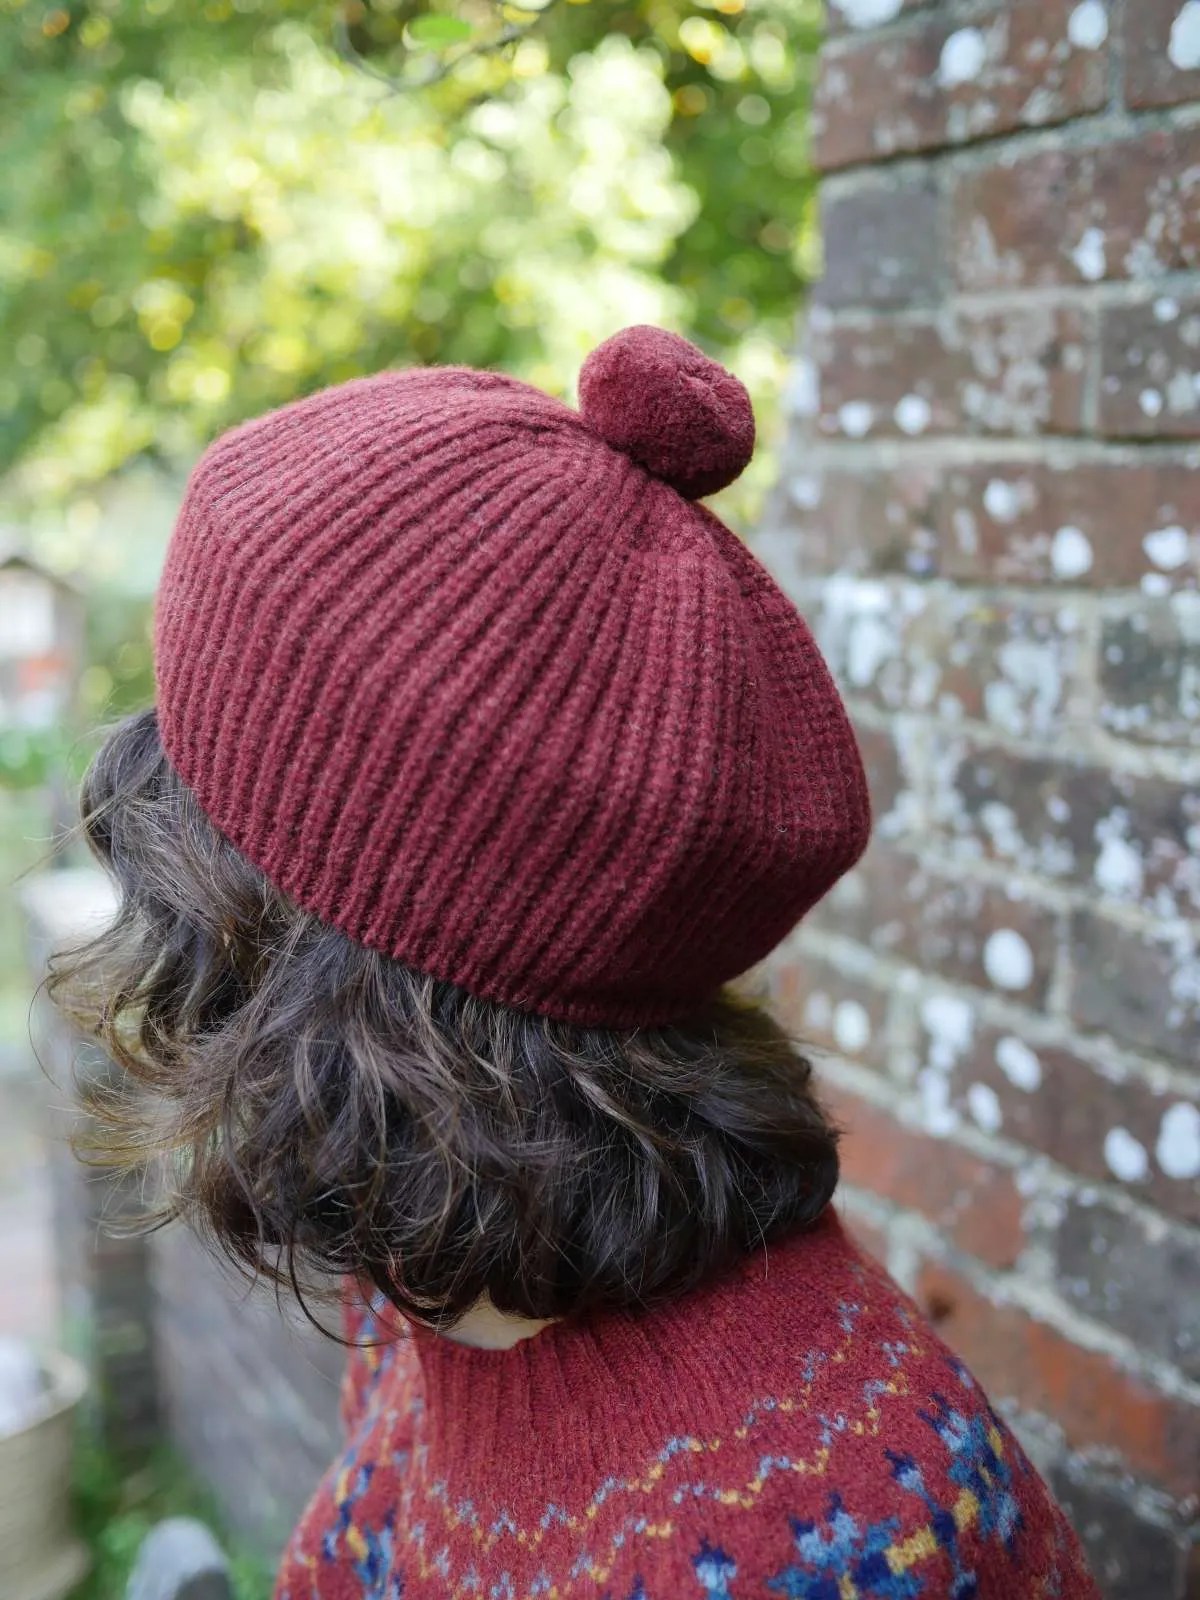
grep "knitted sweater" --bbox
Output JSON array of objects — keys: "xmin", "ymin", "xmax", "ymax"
[{"xmin": 277, "ymin": 1210, "xmax": 1100, "ymax": 1599}]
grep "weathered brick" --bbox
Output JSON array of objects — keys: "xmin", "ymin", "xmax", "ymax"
[
  {"xmin": 815, "ymin": 0, "xmax": 1108, "ymax": 171},
  {"xmin": 950, "ymin": 305, "xmax": 1091, "ymax": 436},
  {"xmin": 937, "ymin": 461, "xmax": 1200, "ymax": 588},
  {"xmin": 814, "ymin": 318, "xmax": 959, "ymax": 438},
  {"xmin": 931, "ymin": 597, "xmax": 1090, "ymax": 738},
  {"xmin": 824, "ymin": 0, "xmax": 928, "ymax": 35},
  {"xmin": 812, "ymin": 306, "xmax": 1088, "ymax": 440},
  {"xmin": 953, "ymin": 127, "xmax": 1200, "ymax": 290},
  {"xmin": 776, "ymin": 465, "xmax": 941, "ymax": 579},
  {"xmin": 823, "ymin": 1082, "xmax": 1027, "ymax": 1267},
  {"xmin": 815, "ymin": 840, "xmax": 1060, "ymax": 1005},
  {"xmin": 836, "ymin": 1195, "xmax": 892, "ymax": 1266},
  {"xmin": 1125, "ymin": 0, "xmax": 1200, "ymax": 110},
  {"xmin": 767, "ymin": 3, "xmax": 1200, "ymax": 1582},
  {"xmin": 817, "ymin": 581, "xmax": 1089, "ymax": 739},
  {"xmin": 1050, "ymin": 1196, "xmax": 1200, "ymax": 1378},
  {"xmin": 816, "ymin": 176, "xmax": 943, "ymax": 308},
  {"xmin": 915, "ymin": 1260, "xmax": 1200, "ymax": 1499},
  {"xmin": 933, "ymin": 740, "xmax": 1200, "ymax": 919},
  {"xmin": 852, "ymin": 720, "xmax": 905, "ymax": 822},
  {"xmin": 1048, "ymin": 1466, "xmax": 1195, "ymax": 1600},
  {"xmin": 1098, "ymin": 293, "xmax": 1200, "ymax": 437},
  {"xmin": 1069, "ymin": 910, "xmax": 1200, "ymax": 1066},
  {"xmin": 914, "ymin": 1008, "xmax": 1200, "ymax": 1226},
  {"xmin": 1100, "ymin": 598, "xmax": 1200, "ymax": 745},
  {"xmin": 768, "ymin": 952, "xmax": 892, "ymax": 1069}
]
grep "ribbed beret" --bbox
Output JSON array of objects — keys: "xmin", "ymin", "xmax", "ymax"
[{"xmin": 155, "ymin": 327, "xmax": 870, "ymax": 1025}]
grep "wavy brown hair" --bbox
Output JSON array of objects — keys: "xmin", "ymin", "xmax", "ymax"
[{"xmin": 49, "ymin": 708, "xmax": 839, "ymax": 1332}]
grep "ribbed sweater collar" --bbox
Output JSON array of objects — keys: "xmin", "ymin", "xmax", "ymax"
[{"xmin": 404, "ymin": 1207, "xmax": 846, "ymax": 1490}]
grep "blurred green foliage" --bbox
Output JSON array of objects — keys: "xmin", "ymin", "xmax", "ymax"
[
  {"xmin": 1, "ymin": 0, "xmax": 820, "ymax": 526},
  {"xmin": 72, "ymin": 1423, "xmax": 272, "ymax": 1600}
]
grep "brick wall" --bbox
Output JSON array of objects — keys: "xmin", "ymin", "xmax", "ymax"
[{"xmin": 755, "ymin": 3, "xmax": 1200, "ymax": 1593}]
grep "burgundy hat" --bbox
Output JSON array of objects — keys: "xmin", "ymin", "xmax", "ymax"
[{"xmin": 155, "ymin": 326, "xmax": 870, "ymax": 1026}]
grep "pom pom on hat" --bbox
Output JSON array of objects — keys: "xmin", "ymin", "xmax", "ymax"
[{"xmin": 578, "ymin": 325, "xmax": 755, "ymax": 501}]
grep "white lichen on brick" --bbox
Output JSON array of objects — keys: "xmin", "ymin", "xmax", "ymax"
[
  {"xmin": 1104, "ymin": 1126, "xmax": 1150, "ymax": 1183},
  {"xmin": 1156, "ymin": 1101, "xmax": 1200, "ymax": 1180},
  {"xmin": 1139, "ymin": 387, "xmax": 1165, "ymax": 417},
  {"xmin": 959, "ymin": 216, "xmax": 1024, "ymax": 292},
  {"xmin": 894, "ymin": 394, "xmax": 932, "ymax": 435},
  {"xmin": 790, "ymin": 474, "xmax": 823, "ymax": 510},
  {"xmin": 985, "ymin": 635, "xmax": 1067, "ymax": 738},
  {"xmin": 785, "ymin": 358, "xmax": 819, "ymax": 418},
  {"xmin": 818, "ymin": 575, "xmax": 904, "ymax": 692},
  {"xmin": 947, "ymin": 98, "xmax": 1003, "ymax": 146},
  {"xmin": 921, "ymin": 992, "xmax": 975, "ymax": 1066},
  {"xmin": 956, "ymin": 307, "xmax": 1077, "ymax": 433},
  {"xmin": 983, "ymin": 927, "xmax": 1035, "ymax": 990},
  {"xmin": 1142, "ymin": 572, "xmax": 1172, "ymax": 597},
  {"xmin": 1166, "ymin": 369, "xmax": 1200, "ymax": 415},
  {"xmin": 1050, "ymin": 525, "xmax": 1094, "ymax": 579},
  {"xmin": 833, "ymin": 999, "xmax": 872, "ymax": 1055},
  {"xmin": 1155, "ymin": 297, "xmax": 1182, "ymax": 323},
  {"xmin": 979, "ymin": 800, "xmax": 1022, "ymax": 858},
  {"xmin": 1071, "ymin": 226, "xmax": 1107, "ymax": 282},
  {"xmin": 952, "ymin": 506, "xmax": 980, "ymax": 555},
  {"xmin": 1169, "ymin": 0, "xmax": 1200, "ymax": 71},
  {"xmin": 848, "ymin": 613, "xmax": 896, "ymax": 686},
  {"xmin": 1143, "ymin": 524, "xmax": 1191, "ymax": 571},
  {"xmin": 838, "ymin": 400, "xmax": 875, "ymax": 438},
  {"xmin": 877, "ymin": 112, "xmax": 930, "ymax": 157},
  {"xmin": 917, "ymin": 991, "xmax": 973, "ymax": 1136},
  {"xmin": 1093, "ymin": 808, "xmax": 1145, "ymax": 900},
  {"xmin": 967, "ymin": 1081, "xmax": 1004, "ymax": 1133},
  {"xmin": 822, "ymin": 64, "xmax": 852, "ymax": 106},
  {"xmin": 1126, "ymin": 167, "xmax": 1198, "ymax": 281},
  {"xmin": 834, "ymin": 0, "xmax": 905, "ymax": 27},
  {"xmin": 1164, "ymin": 916, "xmax": 1200, "ymax": 1030},
  {"xmin": 996, "ymin": 1036, "xmax": 1042, "ymax": 1092},
  {"xmin": 938, "ymin": 28, "xmax": 988, "ymax": 89},
  {"xmin": 918, "ymin": 1068, "xmax": 959, "ymax": 1135},
  {"xmin": 1067, "ymin": 1, "xmax": 1109, "ymax": 49},
  {"xmin": 805, "ymin": 989, "xmax": 833, "ymax": 1032},
  {"xmin": 982, "ymin": 478, "xmax": 1025, "ymax": 522}
]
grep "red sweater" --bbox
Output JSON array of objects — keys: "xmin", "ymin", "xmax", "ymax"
[{"xmin": 277, "ymin": 1211, "xmax": 1100, "ymax": 1598}]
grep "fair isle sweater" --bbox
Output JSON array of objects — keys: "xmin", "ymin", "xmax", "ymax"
[{"xmin": 276, "ymin": 1210, "xmax": 1100, "ymax": 1599}]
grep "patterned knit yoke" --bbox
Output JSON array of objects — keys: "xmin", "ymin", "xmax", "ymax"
[{"xmin": 277, "ymin": 1211, "xmax": 1101, "ymax": 1600}]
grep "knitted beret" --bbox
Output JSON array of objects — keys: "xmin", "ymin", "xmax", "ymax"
[{"xmin": 155, "ymin": 326, "xmax": 870, "ymax": 1026}]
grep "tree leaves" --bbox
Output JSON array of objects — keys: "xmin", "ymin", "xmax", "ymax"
[
  {"xmin": 405, "ymin": 14, "xmax": 475, "ymax": 47},
  {"xmin": 0, "ymin": 0, "xmax": 820, "ymax": 540}
]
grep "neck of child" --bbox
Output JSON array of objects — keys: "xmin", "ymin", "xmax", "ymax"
[{"xmin": 438, "ymin": 1298, "xmax": 560, "ymax": 1351}]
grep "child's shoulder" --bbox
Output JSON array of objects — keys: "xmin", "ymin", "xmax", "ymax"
[{"xmin": 655, "ymin": 1213, "xmax": 1100, "ymax": 1598}]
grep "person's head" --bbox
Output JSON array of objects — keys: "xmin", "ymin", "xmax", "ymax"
[{"xmin": 51, "ymin": 327, "xmax": 870, "ymax": 1332}]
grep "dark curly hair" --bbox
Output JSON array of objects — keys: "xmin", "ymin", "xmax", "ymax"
[{"xmin": 49, "ymin": 708, "xmax": 840, "ymax": 1333}]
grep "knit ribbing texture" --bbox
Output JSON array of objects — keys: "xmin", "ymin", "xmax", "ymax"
[{"xmin": 155, "ymin": 330, "xmax": 871, "ymax": 1025}]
